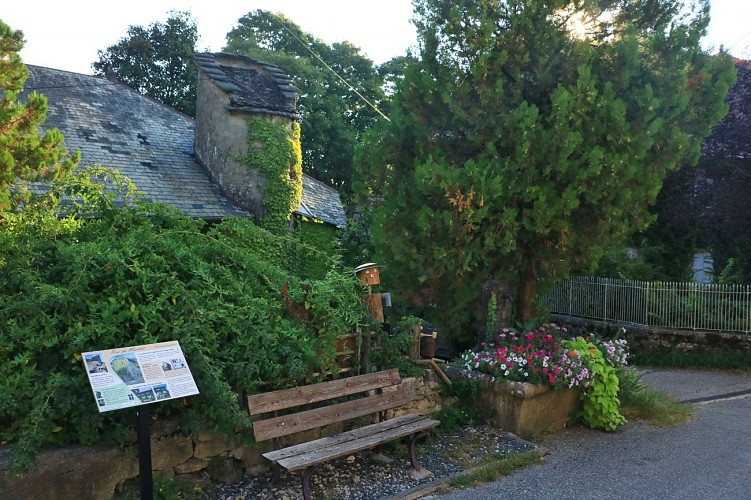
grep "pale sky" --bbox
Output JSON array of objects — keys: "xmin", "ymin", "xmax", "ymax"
[{"xmin": 2, "ymin": 0, "xmax": 750, "ymax": 76}]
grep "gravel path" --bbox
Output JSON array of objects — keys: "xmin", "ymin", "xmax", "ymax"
[{"xmin": 203, "ymin": 425, "xmax": 538, "ymax": 500}]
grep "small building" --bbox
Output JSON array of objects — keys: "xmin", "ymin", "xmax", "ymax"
[{"xmin": 21, "ymin": 52, "xmax": 346, "ymax": 229}]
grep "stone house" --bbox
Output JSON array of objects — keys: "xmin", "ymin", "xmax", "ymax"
[{"xmin": 21, "ymin": 52, "xmax": 347, "ymax": 230}]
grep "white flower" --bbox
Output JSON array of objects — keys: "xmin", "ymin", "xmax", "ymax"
[
  {"xmin": 500, "ymin": 363, "xmax": 507, "ymax": 370},
  {"xmin": 504, "ymin": 370, "xmax": 509, "ymax": 376}
]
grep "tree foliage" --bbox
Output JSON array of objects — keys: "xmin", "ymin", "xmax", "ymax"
[
  {"xmin": 0, "ymin": 168, "xmax": 373, "ymax": 472},
  {"xmin": 92, "ymin": 11, "xmax": 198, "ymax": 116},
  {"xmin": 358, "ymin": 0, "xmax": 736, "ymax": 339},
  {"xmin": 224, "ymin": 10, "xmax": 387, "ymax": 199},
  {"xmin": 0, "ymin": 20, "xmax": 79, "ymax": 212}
]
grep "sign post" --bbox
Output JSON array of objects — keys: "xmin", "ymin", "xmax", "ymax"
[
  {"xmin": 137, "ymin": 406, "xmax": 153, "ymax": 500},
  {"xmin": 82, "ymin": 340, "xmax": 199, "ymax": 499}
]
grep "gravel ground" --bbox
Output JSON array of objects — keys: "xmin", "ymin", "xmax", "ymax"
[{"xmin": 203, "ymin": 425, "xmax": 538, "ymax": 500}]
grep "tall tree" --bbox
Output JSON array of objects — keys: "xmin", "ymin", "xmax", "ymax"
[
  {"xmin": 93, "ymin": 11, "xmax": 198, "ymax": 116},
  {"xmin": 0, "ymin": 20, "xmax": 78, "ymax": 213},
  {"xmin": 359, "ymin": 0, "xmax": 736, "ymax": 338},
  {"xmin": 224, "ymin": 10, "xmax": 387, "ymax": 199}
]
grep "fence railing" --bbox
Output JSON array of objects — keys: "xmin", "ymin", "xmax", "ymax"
[{"xmin": 543, "ymin": 276, "xmax": 751, "ymax": 334}]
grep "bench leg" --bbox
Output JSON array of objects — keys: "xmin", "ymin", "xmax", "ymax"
[
  {"xmin": 270, "ymin": 463, "xmax": 281, "ymax": 484},
  {"xmin": 301, "ymin": 468, "xmax": 313, "ymax": 500},
  {"xmin": 405, "ymin": 432, "xmax": 424, "ymax": 471}
]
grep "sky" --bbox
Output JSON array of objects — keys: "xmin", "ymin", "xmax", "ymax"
[{"xmin": 2, "ymin": 0, "xmax": 751, "ymax": 76}]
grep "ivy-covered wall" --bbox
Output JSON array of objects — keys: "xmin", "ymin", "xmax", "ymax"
[
  {"xmin": 237, "ymin": 116, "xmax": 302, "ymax": 235},
  {"xmin": 293, "ymin": 215, "xmax": 338, "ymax": 253}
]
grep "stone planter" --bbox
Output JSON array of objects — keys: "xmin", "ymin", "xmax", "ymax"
[{"xmin": 445, "ymin": 366, "xmax": 581, "ymax": 436}]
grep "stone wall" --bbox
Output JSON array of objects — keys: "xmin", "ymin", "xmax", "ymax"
[
  {"xmin": 553, "ymin": 314, "xmax": 751, "ymax": 354},
  {"xmin": 0, "ymin": 371, "xmax": 443, "ymax": 499}
]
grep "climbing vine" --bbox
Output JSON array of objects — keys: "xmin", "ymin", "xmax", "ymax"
[
  {"xmin": 238, "ymin": 116, "xmax": 302, "ymax": 235},
  {"xmin": 293, "ymin": 215, "xmax": 338, "ymax": 253}
]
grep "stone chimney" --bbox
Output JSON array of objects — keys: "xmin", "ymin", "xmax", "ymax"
[{"xmin": 194, "ymin": 53, "xmax": 300, "ymax": 223}]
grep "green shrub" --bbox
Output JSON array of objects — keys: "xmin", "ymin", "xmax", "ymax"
[
  {"xmin": 564, "ymin": 337, "xmax": 626, "ymax": 431},
  {"xmin": 0, "ymin": 168, "xmax": 371, "ymax": 472},
  {"xmin": 370, "ymin": 315, "xmax": 424, "ymax": 378},
  {"xmin": 433, "ymin": 377, "xmax": 493, "ymax": 432}
]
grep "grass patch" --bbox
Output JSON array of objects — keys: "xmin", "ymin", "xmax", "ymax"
[
  {"xmin": 618, "ymin": 367, "xmax": 694, "ymax": 427},
  {"xmin": 517, "ymin": 426, "xmax": 556, "ymax": 444},
  {"xmin": 630, "ymin": 351, "xmax": 751, "ymax": 372},
  {"xmin": 448, "ymin": 449, "xmax": 547, "ymax": 488}
]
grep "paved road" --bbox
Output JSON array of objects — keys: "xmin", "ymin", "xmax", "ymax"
[{"xmin": 430, "ymin": 369, "xmax": 751, "ymax": 500}]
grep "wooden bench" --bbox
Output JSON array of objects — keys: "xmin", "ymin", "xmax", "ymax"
[{"xmin": 247, "ymin": 368, "xmax": 441, "ymax": 499}]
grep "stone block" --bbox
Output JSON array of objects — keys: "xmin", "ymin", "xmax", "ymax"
[
  {"xmin": 207, "ymin": 457, "xmax": 243, "ymax": 484},
  {"xmin": 174, "ymin": 457, "xmax": 209, "ymax": 474},
  {"xmin": 193, "ymin": 436, "xmax": 236, "ymax": 460},
  {"xmin": 151, "ymin": 434, "xmax": 193, "ymax": 471},
  {"xmin": 232, "ymin": 444, "xmax": 268, "ymax": 469},
  {"xmin": 0, "ymin": 445, "xmax": 138, "ymax": 500}
]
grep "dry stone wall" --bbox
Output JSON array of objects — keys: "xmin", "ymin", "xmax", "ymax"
[
  {"xmin": 0, "ymin": 371, "xmax": 443, "ymax": 499},
  {"xmin": 553, "ymin": 314, "xmax": 751, "ymax": 354}
]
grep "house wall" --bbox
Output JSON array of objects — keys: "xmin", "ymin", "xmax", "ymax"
[{"xmin": 194, "ymin": 67, "xmax": 268, "ymax": 222}]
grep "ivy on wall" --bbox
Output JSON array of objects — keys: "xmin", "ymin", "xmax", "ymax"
[
  {"xmin": 293, "ymin": 215, "xmax": 338, "ymax": 254},
  {"xmin": 238, "ymin": 116, "xmax": 302, "ymax": 235}
]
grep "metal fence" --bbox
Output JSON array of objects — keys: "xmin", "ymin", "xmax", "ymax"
[{"xmin": 543, "ymin": 276, "xmax": 751, "ymax": 334}]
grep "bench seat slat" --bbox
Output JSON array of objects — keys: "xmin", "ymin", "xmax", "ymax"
[
  {"xmin": 252, "ymin": 390, "xmax": 412, "ymax": 441},
  {"xmin": 253, "ymin": 391, "xmax": 410, "ymax": 441},
  {"xmin": 263, "ymin": 413, "xmax": 428, "ymax": 462},
  {"xmin": 272, "ymin": 415, "xmax": 441, "ymax": 472},
  {"xmin": 248, "ymin": 369, "xmax": 401, "ymax": 416}
]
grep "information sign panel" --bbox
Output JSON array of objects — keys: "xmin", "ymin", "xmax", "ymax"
[{"xmin": 82, "ymin": 340, "xmax": 199, "ymax": 412}]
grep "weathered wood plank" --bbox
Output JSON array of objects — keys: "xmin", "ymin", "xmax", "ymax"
[
  {"xmin": 252, "ymin": 390, "xmax": 411, "ymax": 441},
  {"xmin": 263, "ymin": 413, "xmax": 427, "ymax": 462},
  {"xmin": 275, "ymin": 416, "xmax": 441, "ymax": 471},
  {"xmin": 247, "ymin": 369, "xmax": 401, "ymax": 416}
]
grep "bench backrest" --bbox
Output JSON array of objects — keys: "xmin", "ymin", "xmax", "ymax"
[{"xmin": 248, "ymin": 368, "xmax": 409, "ymax": 441}]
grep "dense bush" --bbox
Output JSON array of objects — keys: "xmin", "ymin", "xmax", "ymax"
[{"xmin": 0, "ymin": 169, "xmax": 373, "ymax": 471}]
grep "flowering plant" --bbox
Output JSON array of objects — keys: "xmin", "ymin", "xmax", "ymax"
[{"xmin": 459, "ymin": 324, "xmax": 629, "ymax": 391}]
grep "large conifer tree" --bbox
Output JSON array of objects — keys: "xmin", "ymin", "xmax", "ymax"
[
  {"xmin": 360, "ymin": 0, "xmax": 736, "ymax": 338},
  {"xmin": 0, "ymin": 20, "xmax": 78, "ymax": 213}
]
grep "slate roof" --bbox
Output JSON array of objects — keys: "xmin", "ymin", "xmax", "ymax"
[
  {"xmin": 298, "ymin": 175, "xmax": 348, "ymax": 228},
  {"xmin": 701, "ymin": 59, "xmax": 751, "ymax": 159},
  {"xmin": 21, "ymin": 62, "xmax": 346, "ymax": 227},
  {"xmin": 195, "ymin": 52, "xmax": 300, "ymax": 120},
  {"xmin": 22, "ymin": 65, "xmax": 247, "ymax": 220}
]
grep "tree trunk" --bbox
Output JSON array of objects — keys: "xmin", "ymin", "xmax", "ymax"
[{"xmin": 516, "ymin": 257, "xmax": 537, "ymax": 323}]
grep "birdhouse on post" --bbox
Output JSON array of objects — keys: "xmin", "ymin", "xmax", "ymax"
[
  {"xmin": 355, "ymin": 262, "xmax": 382, "ymax": 286},
  {"xmin": 354, "ymin": 263, "xmax": 385, "ymax": 322}
]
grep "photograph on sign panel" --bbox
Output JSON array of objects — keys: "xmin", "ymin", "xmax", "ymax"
[
  {"xmin": 110, "ymin": 353, "xmax": 145, "ymax": 385},
  {"xmin": 85, "ymin": 353, "xmax": 108, "ymax": 374}
]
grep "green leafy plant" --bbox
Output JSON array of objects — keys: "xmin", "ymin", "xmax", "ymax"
[
  {"xmin": 371, "ymin": 315, "xmax": 423, "ymax": 377},
  {"xmin": 485, "ymin": 292, "xmax": 498, "ymax": 343},
  {"xmin": 238, "ymin": 116, "xmax": 302, "ymax": 235},
  {"xmin": 433, "ymin": 377, "xmax": 492, "ymax": 432},
  {"xmin": 564, "ymin": 337, "xmax": 626, "ymax": 431},
  {"xmin": 0, "ymin": 168, "xmax": 371, "ymax": 472}
]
